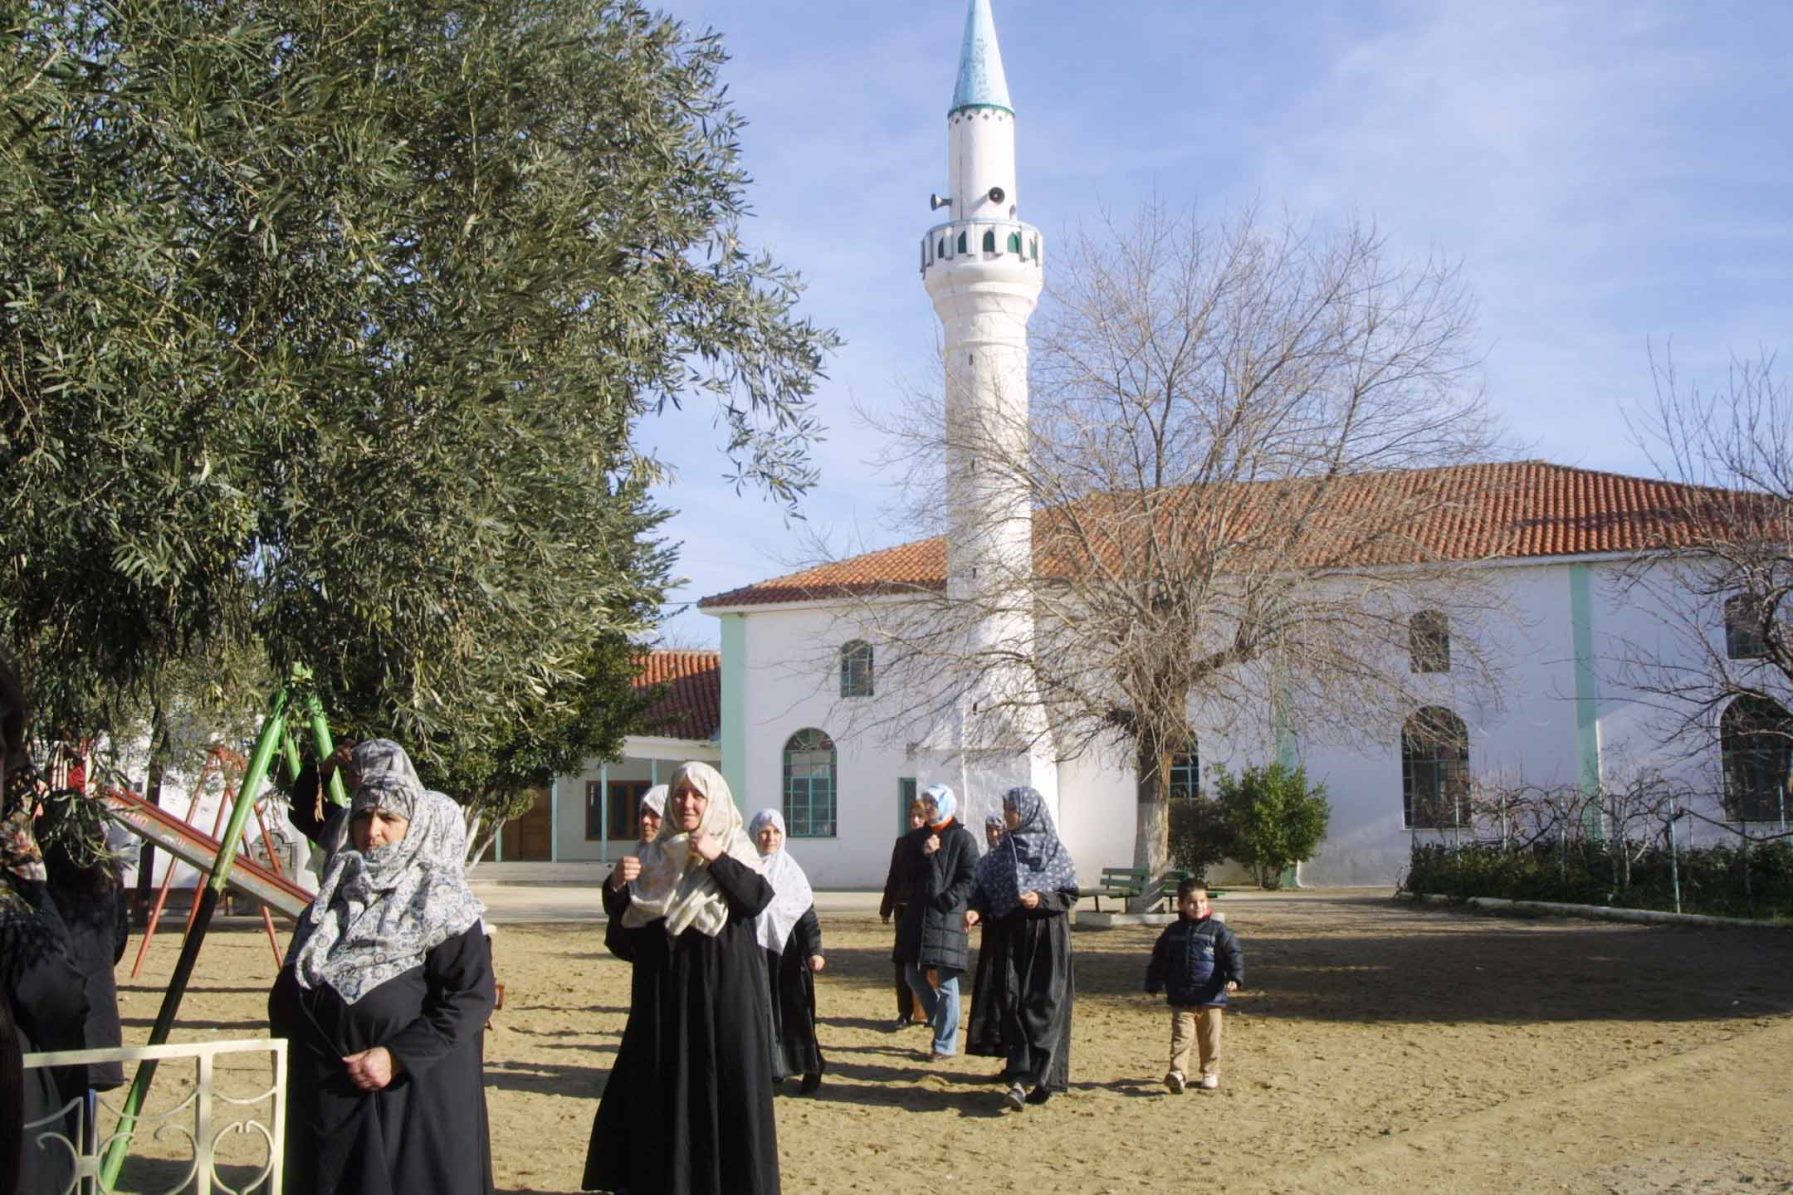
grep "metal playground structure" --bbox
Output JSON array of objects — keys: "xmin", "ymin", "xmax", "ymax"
[{"xmin": 21, "ymin": 664, "xmax": 348, "ymax": 1191}]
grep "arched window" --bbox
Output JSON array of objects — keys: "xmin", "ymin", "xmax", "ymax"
[
  {"xmin": 1007, "ymin": 231, "xmax": 1022, "ymax": 254},
  {"xmin": 938, "ymin": 236, "xmax": 947, "ymax": 259},
  {"xmin": 981, "ymin": 228, "xmax": 996, "ymax": 253},
  {"xmin": 1402, "ymin": 706, "xmax": 1469, "ymax": 829},
  {"xmin": 957, "ymin": 230, "xmax": 968, "ymax": 254},
  {"xmin": 1720, "ymin": 695, "xmax": 1791, "ymax": 821},
  {"xmin": 1168, "ymin": 745, "xmax": 1200, "ymax": 800},
  {"xmin": 783, "ymin": 729, "xmax": 837, "ymax": 837},
  {"xmin": 1029, "ymin": 236, "xmax": 1040, "ymax": 262},
  {"xmin": 1725, "ymin": 594, "xmax": 1769, "ymax": 660},
  {"xmin": 1409, "ymin": 610, "xmax": 1450, "ymax": 673},
  {"xmin": 839, "ymin": 640, "xmax": 873, "ymax": 698}
]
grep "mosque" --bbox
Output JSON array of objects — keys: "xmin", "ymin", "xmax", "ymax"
[{"xmin": 528, "ymin": 1, "xmax": 1775, "ymax": 889}]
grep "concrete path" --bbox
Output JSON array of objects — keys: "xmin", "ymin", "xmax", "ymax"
[{"xmin": 469, "ymin": 872, "xmax": 1391, "ymax": 926}]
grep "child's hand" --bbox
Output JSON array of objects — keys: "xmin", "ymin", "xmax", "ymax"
[{"xmin": 1225, "ymin": 981, "xmax": 1239, "ymax": 993}]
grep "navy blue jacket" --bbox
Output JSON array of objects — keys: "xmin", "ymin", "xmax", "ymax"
[{"xmin": 1145, "ymin": 915, "xmax": 1244, "ymax": 1007}]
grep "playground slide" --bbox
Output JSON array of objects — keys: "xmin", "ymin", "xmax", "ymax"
[{"xmin": 98, "ymin": 787, "xmax": 313, "ymax": 920}]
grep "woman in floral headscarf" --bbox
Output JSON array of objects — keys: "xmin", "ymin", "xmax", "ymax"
[
  {"xmin": 269, "ymin": 739, "xmax": 495, "ymax": 1195},
  {"xmin": 583, "ymin": 762, "xmax": 780, "ymax": 1195},
  {"xmin": 967, "ymin": 786, "xmax": 1078, "ymax": 1111}
]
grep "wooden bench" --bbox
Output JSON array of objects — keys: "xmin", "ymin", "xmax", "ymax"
[
  {"xmin": 1082, "ymin": 867, "xmax": 1194, "ymax": 912},
  {"xmin": 1082, "ymin": 867, "xmax": 1148, "ymax": 911}
]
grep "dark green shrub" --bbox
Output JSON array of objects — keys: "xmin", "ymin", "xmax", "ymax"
[
  {"xmin": 1404, "ymin": 838, "xmax": 1793, "ymax": 920},
  {"xmin": 1168, "ymin": 796, "xmax": 1231, "ymax": 883},
  {"xmin": 1211, "ymin": 762, "xmax": 1330, "ymax": 889}
]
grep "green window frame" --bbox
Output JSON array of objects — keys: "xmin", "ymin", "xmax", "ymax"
[
  {"xmin": 839, "ymin": 640, "xmax": 873, "ymax": 698},
  {"xmin": 783, "ymin": 728, "xmax": 837, "ymax": 837},
  {"xmin": 1402, "ymin": 706, "xmax": 1469, "ymax": 829}
]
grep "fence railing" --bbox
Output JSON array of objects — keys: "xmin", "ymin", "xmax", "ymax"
[{"xmin": 21, "ymin": 1037, "xmax": 286, "ymax": 1195}]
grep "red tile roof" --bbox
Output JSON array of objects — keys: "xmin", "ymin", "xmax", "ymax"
[
  {"xmin": 699, "ymin": 461, "xmax": 1767, "ymax": 609},
  {"xmin": 634, "ymin": 650, "xmax": 721, "ymax": 742}
]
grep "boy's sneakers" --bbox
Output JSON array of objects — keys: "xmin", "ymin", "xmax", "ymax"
[
  {"xmin": 1163, "ymin": 1071, "xmax": 1186, "ymax": 1094},
  {"xmin": 1197, "ymin": 1074, "xmax": 1220, "ymax": 1090}
]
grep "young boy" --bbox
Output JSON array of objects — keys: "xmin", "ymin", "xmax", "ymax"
[{"xmin": 1144, "ymin": 879, "xmax": 1244, "ymax": 1092}]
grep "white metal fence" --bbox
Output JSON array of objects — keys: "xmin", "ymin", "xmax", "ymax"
[{"xmin": 21, "ymin": 1038, "xmax": 286, "ymax": 1195}]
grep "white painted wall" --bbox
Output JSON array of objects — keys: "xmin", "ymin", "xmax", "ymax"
[
  {"xmin": 722, "ymin": 556, "xmax": 1769, "ymax": 889},
  {"xmin": 553, "ymin": 736, "xmax": 720, "ymax": 863}
]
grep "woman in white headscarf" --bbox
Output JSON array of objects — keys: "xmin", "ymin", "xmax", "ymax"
[
  {"xmin": 269, "ymin": 739, "xmax": 496, "ymax": 1195},
  {"xmin": 582, "ymin": 762, "xmax": 781, "ymax": 1195},
  {"xmin": 601, "ymin": 785, "xmax": 668, "ymax": 962},
  {"xmin": 749, "ymin": 808, "xmax": 826, "ymax": 1094}
]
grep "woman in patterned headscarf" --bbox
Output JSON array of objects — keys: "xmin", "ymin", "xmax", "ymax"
[
  {"xmin": 967, "ymin": 786, "xmax": 1078, "ymax": 1111},
  {"xmin": 583, "ymin": 761, "xmax": 781, "ymax": 1195},
  {"xmin": 269, "ymin": 739, "xmax": 496, "ymax": 1195}
]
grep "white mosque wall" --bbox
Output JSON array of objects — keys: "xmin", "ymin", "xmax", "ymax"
[{"xmin": 721, "ymin": 555, "xmax": 1755, "ymax": 889}]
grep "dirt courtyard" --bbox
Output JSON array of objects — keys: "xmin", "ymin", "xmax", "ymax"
[{"xmin": 114, "ymin": 892, "xmax": 1793, "ymax": 1194}]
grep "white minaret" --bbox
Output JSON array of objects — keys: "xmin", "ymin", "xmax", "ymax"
[{"xmin": 916, "ymin": 0, "xmax": 1059, "ymax": 826}]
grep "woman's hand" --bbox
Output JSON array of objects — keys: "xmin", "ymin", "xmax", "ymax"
[
  {"xmin": 1020, "ymin": 890, "xmax": 1042, "ymax": 910},
  {"xmin": 342, "ymin": 1046, "xmax": 399, "ymax": 1092},
  {"xmin": 607, "ymin": 855, "xmax": 642, "ymax": 890},
  {"xmin": 964, "ymin": 909, "xmax": 981, "ymax": 929},
  {"xmin": 922, "ymin": 832, "xmax": 941, "ymax": 856},
  {"xmin": 691, "ymin": 830, "xmax": 723, "ymax": 863},
  {"xmin": 1225, "ymin": 980, "xmax": 1239, "ymax": 993},
  {"xmin": 808, "ymin": 955, "xmax": 826, "ymax": 974}
]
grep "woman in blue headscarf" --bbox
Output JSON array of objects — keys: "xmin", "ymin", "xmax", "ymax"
[
  {"xmin": 897, "ymin": 784, "xmax": 977, "ymax": 1062},
  {"xmin": 966, "ymin": 786, "xmax": 1077, "ymax": 1110}
]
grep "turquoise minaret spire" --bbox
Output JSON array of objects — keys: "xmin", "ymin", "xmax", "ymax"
[{"xmin": 951, "ymin": 0, "xmax": 1013, "ymax": 115}]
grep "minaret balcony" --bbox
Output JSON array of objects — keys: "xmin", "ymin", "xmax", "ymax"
[{"xmin": 920, "ymin": 218, "xmax": 1043, "ymax": 276}]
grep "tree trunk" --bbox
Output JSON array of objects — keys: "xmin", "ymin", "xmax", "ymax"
[
  {"xmin": 133, "ymin": 704, "xmax": 171, "ymax": 926},
  {"xmin": 1129, "ymin": 737, "xmax": 1171, "ymax": 912}
]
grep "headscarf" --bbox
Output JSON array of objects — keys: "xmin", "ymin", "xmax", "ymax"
[
  {"xmin": 748, "ymin": 808, "xmax": 814, "ymax": 953},
  {"xmin": 983, "ymin": 812, "xmax": 1005, "ymax": 846},
  {"xmin": 922, "ymin": 783, "xmax": 957, "ymax": 828},
  {"xmin": 976, "ymin": 786, "xmax": 1078, "ymax": 919},
  {"xmin": 640, "ymin": 785, "xmax": 668, "ymax": 820},
  {"xmin": 622, "ymin": 762, "xmax": 762, "ymax": 938},
  {"xmin": 319, "ymin": 739, "xmax": 428, "ymax": 857},
  {"xmin": 289, "ymin": 740, "xmax": 484, "ymax": 1004}
]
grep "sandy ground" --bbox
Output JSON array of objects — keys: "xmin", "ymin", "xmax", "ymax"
[{"xmin": 109, "ymin": 892, "xmax": 1793, "ymax": 1194}]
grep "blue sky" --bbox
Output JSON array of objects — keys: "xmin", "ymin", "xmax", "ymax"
[{"xmin": 638, "ymin": 0, "xmax": 1793, "ymax": 647}]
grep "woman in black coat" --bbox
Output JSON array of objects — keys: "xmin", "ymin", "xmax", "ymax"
[
  {"xmin": 749, "ymin": 808, "xmax": 826, "ymax": 1093},
  {"xmin": 583, "ymin": 762, "xmax": 781, "ymax": 1195},
  {"xmin": 270, "ymin": 740, "xmax": 496, "ymax": 1195},
  {"xmin": 966, "ymin": 813, "xmax": 1008, "ymax": 1062},
  {"xmin": 1, "ymin": 663, "xmax": 90, "ymax": 1195},
  {"xmin": 878, "ymin": 800, "xmax": 927, "ymax": 1028},
  {"xmin": 898, "ymin": 784, "xmax": 977, "ymax": 1061},
  {"xmin": 967, "ymin": 786, "xmax": 1078, "ymax": 1111}
]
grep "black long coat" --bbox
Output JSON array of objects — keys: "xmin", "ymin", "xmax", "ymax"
[
  {"xmin": 897, "ymin": 820, "xmax": 977, "ymax": 973},
  {"xmin": 2, "ymin": 879, "xmax": 88, "ymax": 1195},
  {"xmin": 583, "ymin": 854, "xmax": 781, "ymax": 1195},
  {"xmin": 269, "ymin": 924, "xmax": 498, "ymax": 1195},
  {"xmin": 971, "ymin": 883, "xmax": 1078, "ymax": 1093},
  {"xmin": 766, "ymin": 904, "xmax": 824, "ymax": 1081},
  {"xmin": 965, "ymin": 914, "xmax": 1010, "ymax": 1058}
]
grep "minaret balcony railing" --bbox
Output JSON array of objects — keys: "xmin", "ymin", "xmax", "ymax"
[{"xmin": 920, "ymin": 218, "xmax": 1043, "ymax": 274}]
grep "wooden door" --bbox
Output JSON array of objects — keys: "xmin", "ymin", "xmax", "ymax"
[{"xmin": 504, "ymin": 788, "xmax": 553, "ymax": 861}]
